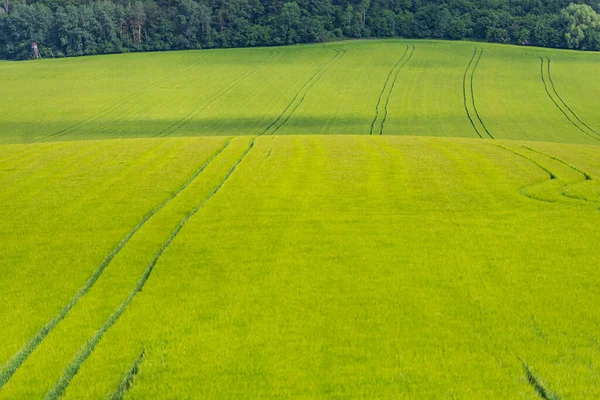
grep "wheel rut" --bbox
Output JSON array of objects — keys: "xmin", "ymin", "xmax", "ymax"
[
  {"xmin": 44, "ymin": 138, "xmax": 256, "ymax": 400},
  {"xmin": 156, "ymin": 50, "xmax": 279, "ymax": 137},
  {"xmin": 369, "ymin": 45, "xmax": 409, "ymax": 135},
  {"xmin": 491, "ymin": 143, "xmax": 558, "ymax": 204},
  {"xmin": 520, "ymin": 358, "xmax": 561, "ymax": 400},
  {"xmin": 35, "ymin": 54, "xmax": 210, "ymax": 142},
  {"xmin": 539, "ymin": 57, "xmax": 600, "ymax": 144},
  {"xmin": 379, "ymin": 45, "xmax": 415, "ymax": 135},
  {"xmin": 109, "ymin": 348, "xmax": 145, "ymax": 400},
  {"xmin": 492, "ymin": 143, "xmax": 599, "ymax": 208},
  {"xmin": 0, "ymin": 139, "xmax": 231, "ymax": 389},
  {"xmin": 261, "ymin": 48, "xmax": 346, "ymax": 135},
  {"xmin": 520, "ymin": 145, "xmax": 599, "ymax": 207},
  {"xmin": 463, "ymin": 47, "xmax": 493, "ymax": 139}
]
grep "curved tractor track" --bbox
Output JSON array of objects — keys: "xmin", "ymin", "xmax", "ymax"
[
  {"xmin": 539, "ymin": 57, "xmax": 600, "ymax": 144},
  {"xmin": 378, "ymin": 45, "xmax": 415, "ymax": 136},
  {"xmin": 369, "ymin": 44, "xmax": 410, "ymax": 135},
  {"xmin": 463, "ymin": 47, "xmax": 493, "ymax": 139},
  {"xmin": 492, "ymin": 142, "xmax": 598, "ymax": 208}
]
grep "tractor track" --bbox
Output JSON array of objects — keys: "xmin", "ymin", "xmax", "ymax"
[
  {"xmin": 261, "ymin": 48, "xmax": 346, "ymax": 135},
  {"xmin": 491, "ymin": 143, "xmax": 557, "ymax": 204},
  {"xmin": 539, "ymin": 57, "xmax": 600, "ymax": 144},
  {"xmin": 0, "ymin": 142, "xmax": 70, "ymax": 169},
  {"xmin": 369, "ymin": 45, "xmax": 409, "ymax": 135},
  {"xmin": 493, "ymin": 143, "xmax": 598, "ymax": 207},
  {"xmin": 1, "ymin": 60, "xmax": 129, "ymax": 122},
  {"xmin": 463, "ymin": 47, "xmax": 492, "ymax": 139},
  {"xmin": 520, "ymin": 145, "xmax": 599, "ymax": 207},
  {"xmin": 379, "ymin": 45, "xmax": 415, "ymax": 135},
  {"xmin": 470, "ymin": 48, "xmax": 493, "ymax": 138},
  {"xmin": 521, "ymin": 146, "xmax": 592, "ymax": 181},
  {"xmin": 33, "ymin": 54, "xmax": 211, "ymax": 143},
  {"xmin": 463, "ymin": 48, "xmax": 482, "ymax": 138},
  {"xmin": 44, "ymin": 138, "xmax": 256, "ymax": 400},
  {"xmin": 156, "ymin": 50, "xmax": 279, "ymax": 138},
  {"xmin": 545, "ymin": 57, "xmax": 599, "ymax": 137},
  {"xmin": 520, "ymin": 358, "xmax": 561, "ymax": 400},
  {"xmin": 0, "ymin": 139, "xmax": 231, "ymax": 389},
  {"xmin": 109, "ymin": 348, "xmax": 145, "ymax": 400}
]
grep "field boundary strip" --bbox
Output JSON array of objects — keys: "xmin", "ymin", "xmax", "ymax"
[
  {"xmin": 520, "ymin": 358, "xmax": 561, "ymax": 400},
  {"xmin": 462, "ymin": 47, "xmax": 493, "ymax": 139},
  {"xmin": 44, "ymin": 138, "xmax": 257, "ymax": 400},
  {"xmin": 379, "ymin": 44, "xmax": 415, "ymax": 135},
  {"xmin": 0, "ymin": 139, "xmax": 231, "ymax": 389},
  {"xmin": 539, "ymin": 57, "xmax": 600, "ymax": 144},
  {"xmin": 109, "ymin": 348, "xmax": 145, "ymax": 400},
  {"xmin": 261, "ymin": 48, "xmax": 347, "ymax": 135},
  {"xmin": 32, "ymin": 52, "xmax": 215, "ymax": 142},
  {"xmin": 155, "ymin": 50, "xmax": 279, "ymax": 138},
  {"xmin": 369, "ymin": 45, "xmax": 409, "ymax": 135}
]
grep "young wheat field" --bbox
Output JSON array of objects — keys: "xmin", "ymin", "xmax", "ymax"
[{"xmin": 1, "ymin": 40, "xmax": 599, "ymax": 399}]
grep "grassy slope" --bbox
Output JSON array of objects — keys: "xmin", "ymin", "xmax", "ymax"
[
  {"xmin": 551, "ymin": 51, "xmax": 600, "ymax": 135},
  {"xmin": 1, "ymin": 136, "xmax": 599, "ymax": 398},
  {"xmin": 475, "ymin": 45, "xmax": 597, "ymax": 144},
  {"xmin": 1, "ymin": 40, "xmax": 599, "ymax": 144},
  {"xmin": 382, "ymin": 41, "xmax": 476, "ymax": 137},
  {"xmin": 0, "ymin": 138, "xmax": 228, "ymax": 368},
  {"xmin": 1, "ymin": 39, "xmax": 599, "ymax": 398}
]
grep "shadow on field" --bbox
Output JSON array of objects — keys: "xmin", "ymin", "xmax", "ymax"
[{"xmin": 1, "ymin": 114, "xmax": 485, "ymax": 144}]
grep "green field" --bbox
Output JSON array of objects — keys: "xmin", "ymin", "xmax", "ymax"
[
  {"xmin": 1, "ymin": 39, "xmax": 600, "ymax": 144},
  {"xmin": 1, "ymin": 40, "xmax": 600, "ymax": 399}
]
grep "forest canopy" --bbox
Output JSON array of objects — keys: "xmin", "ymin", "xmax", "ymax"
[{"xmin": 1, "ymin": 0, "xmax": 600, "ymax": 59}]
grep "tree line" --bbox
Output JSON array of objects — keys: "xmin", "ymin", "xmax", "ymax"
[{"xmin": 1, "ymin": 0, "xmax": 600, "ymax": 59}]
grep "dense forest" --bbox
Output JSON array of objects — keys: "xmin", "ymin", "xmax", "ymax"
[{"xmin": 1, "ymin": 0, "xmax": 600, "ymax": 59}]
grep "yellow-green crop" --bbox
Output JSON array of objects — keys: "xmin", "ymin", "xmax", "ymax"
[{"xmin": 1, "ymin": 39, "xmax": 599, "ymax": 399}]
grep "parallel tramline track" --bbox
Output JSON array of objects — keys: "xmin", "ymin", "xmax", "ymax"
[
  {"xmin": 0, "ymin": 139, "xmax": 232, "ymax": 389},
  {"xmin": 470, "ymin": 48, "xmax": 493, "ymax": 139},
  {"xmin": 45, "ymin": 139, "xmax": 256, "ymax": 400},
  {"xmin": 520, "ymin": 145, "xmax": 599, "ymax": 207},
  {"xmin": 34, "ymin": 53, "xmax": 213, "ymax": 143},
  {"xmin": 270, "ymin": 49, "xmax": 347, "ymax": 135},
  {"xmin": 492, "ymin": 143, "xmax": 558, "ymax": 203},
  {"xmin": 261, "ymin": 48, "xmax": 347, "ymax": 136},
  {"xmin": 491, "ymin": 142, "xmax": 599, "ymax": 208},
  {"xmin": 156, "ymin": 50, "xmax": 280, "ymax": 138},
  {"xmin": 462, "ymin": 48, "xmax": 481, "ymax": 138},
  {"xmin": 540, "ymin": 57, "xmax": 600, "ymax": 142},
  {"xmin": 463, "ymin": 47, "xmax": 493, "ymax": 139},
  {"xmin": 369, "ymin": 45, "xmax": 409, "ymax": 135},
  {"xmin": 379, "ymin": 45, "xmax": 415, "ymax": 135},
  {"xmin": 2, "ymin": 134, "xmax": 600, "ymax": 397},
  {"xmin": 0, "ymin": 59, "xmax": 133, "ymax": 121}
]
